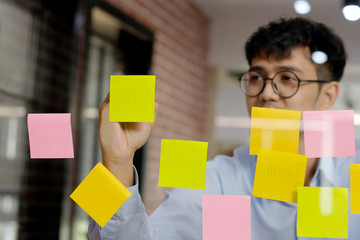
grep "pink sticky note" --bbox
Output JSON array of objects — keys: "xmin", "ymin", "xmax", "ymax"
[
  {"xmin": 27, "ymin": 113, "xmax": 74, "ymax": 158},
  {"xmin": 202, "ymin": 195, "xmax": 251, "ymax": 240},
  {"xmin": 303, "ymin": 110, "xmax": 355, "ymax": 158}
]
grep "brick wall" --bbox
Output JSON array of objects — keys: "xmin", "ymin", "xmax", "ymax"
[{"xmin": 105, "ymin": 0, "xmax": 210, "ymax": 213}]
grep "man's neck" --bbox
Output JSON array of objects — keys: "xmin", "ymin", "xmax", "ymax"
[
  {"xmin": 299, "ymin": 132, "xmax": 319, "ymax": 186},
  {"xmin": 304, "ymin": 157, "xmax": 319, "ymax": 186}
]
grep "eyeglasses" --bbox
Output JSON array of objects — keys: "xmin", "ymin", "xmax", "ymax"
[{"xmin": 239, "ymin": 70, "xmax": 330, "ymax": 98}]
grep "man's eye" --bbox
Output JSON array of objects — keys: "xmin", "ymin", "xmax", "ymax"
[
  {"xmin": 248, "ymin": 74, "xmax": 263, "ymax": 81},
  {"xmin": 281, "ymin": 76, "xmax": 296, "ymax": 81},
  {"xmin": 250, "ymin": 76, "xmax": 260, "ymax": 81}
]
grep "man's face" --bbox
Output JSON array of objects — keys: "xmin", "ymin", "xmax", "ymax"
[{"xmin": 246, "ymin": 46, "xmax": 332, "ymax": 115}]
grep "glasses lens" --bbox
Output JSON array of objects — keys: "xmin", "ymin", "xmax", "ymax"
[
  {"xmin": 273, "ymin": 71, "xmax": 299, "ymax": 97},
  {"xmin": 240, "ymin": 71, "xmax": 264, "ymax": 96}
]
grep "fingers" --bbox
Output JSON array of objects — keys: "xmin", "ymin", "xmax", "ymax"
[
  {"xmin": 99, "ymin": 94, "xmax": 159, "ymax": 127},
  {"xmin": 99, "ymin": 93, "xmax": 110, "ymax": 124},
  {"xmin": 104, "ymin": 92, "xmax": 110, "ymax": 103},
  {"xmin": 154, "ymin": 101, "xmax": 159, "ymax": 119},
  {"xmin": 149, "ymin": 101, "xmax": 160, "ymax": 131},
  {"xmin": 99, "ymin": 93, "xmax": 110, "ymax": 113}
]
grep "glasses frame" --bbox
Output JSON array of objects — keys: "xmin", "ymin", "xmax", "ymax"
[{"xmin": 238, "ymin": 70, "xmax": 331, "ymax": 98}]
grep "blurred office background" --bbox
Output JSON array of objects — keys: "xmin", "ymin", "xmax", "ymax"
[{"xmin": 0, "ymin": 0, "xmax": 359, "ymax": 239}]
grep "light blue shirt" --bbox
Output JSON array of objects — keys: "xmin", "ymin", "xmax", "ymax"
[{"xmin": 89, "ymin": 140, "xmax": 360, "ymax": 240}]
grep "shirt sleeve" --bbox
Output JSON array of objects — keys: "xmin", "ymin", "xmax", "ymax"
[
  {"xmin": 88, "ymin": 161, "xmax": 222, "ymax": 240},
  {"xmin": 88, "ymin": 166, "xmax": 154, "ymax": 239}
]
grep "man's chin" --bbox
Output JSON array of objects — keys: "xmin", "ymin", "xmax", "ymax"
[{"xmin": 252, "ymin": 104, "xmax": 283, "ymax": 110}]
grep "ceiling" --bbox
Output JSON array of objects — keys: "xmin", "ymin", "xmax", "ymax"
[{"xmin": 190, "ymin": 0, "xmax": 360, "ymax": 73}]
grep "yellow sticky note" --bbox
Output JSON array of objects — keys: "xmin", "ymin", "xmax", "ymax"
[
  {"xmin": 109, "ymin": 75, "xmax": 156, "ymax": 122},
  {"xmin": 158, "ymin": 139, "xmax": 208, "ymax": 189},
  {"xmin": 252, "ymin": 149, "xmax": 307, "ymax": 203},
  {"xmin": 297, "ymin": 187, "xmax": 348, "ymax": 238},
  {"xmin": 351, "ymin": 164, "xmax": 360, "ymax": 214},
  {"xmin": 250, "ymin": 107, "xmax": 301, "ymax": 155},
  {"xmin": 70, "ymin": 163, "xmax": 132, "ymax": 227}
]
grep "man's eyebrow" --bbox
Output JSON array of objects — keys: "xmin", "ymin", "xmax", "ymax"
[
  {"xmin": 248, "ymin": 66, "xmax": 265, "ymax": 72},
  {"xmin": 249, "ymin": 65, "xmax": 305, "ymax": 75},
  {"xmin": 275, "ymin": 65, "xmax": 304, "ymax": 74}
]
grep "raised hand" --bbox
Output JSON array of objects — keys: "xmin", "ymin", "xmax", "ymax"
[{"xmin": 98, "ymin": 93, "xmax": 158, "ymax": 186}]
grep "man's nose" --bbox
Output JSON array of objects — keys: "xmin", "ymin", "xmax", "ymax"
[{"xmin": 258, "ymin": 79, "xmax": 281, "ymax": 101}]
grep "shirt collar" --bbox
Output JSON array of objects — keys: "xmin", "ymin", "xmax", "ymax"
[{"xmin": 309, "ymin": 156, "xmax": 336, "ymax": 187}]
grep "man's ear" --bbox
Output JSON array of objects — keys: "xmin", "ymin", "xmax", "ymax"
[{"xmin": 316, "ymin": 81, "xmax": 339, "ymax": 110}]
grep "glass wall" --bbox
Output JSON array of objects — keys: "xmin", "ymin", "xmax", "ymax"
[{"xmin": 0, "ymin": 1, "xmax": 153, "ymax": 239}]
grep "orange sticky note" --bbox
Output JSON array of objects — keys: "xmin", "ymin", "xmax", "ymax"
[
  {"xmin": 297, "ymin": 187, "xmax": 348, "ymax": 238},
  {"xmin": 158, "ymin": 139, "xmax": 208, "ymax": 189},
  {"xmin": 252, "ymin": 149, "xmax": 307, "ymax": 203},
  {"xmin": 249, "ymin": 107, "xmax": 301, "ymax": 155},
  {"xmin": 27, "ymin": 113, "xmax": 74, "ymax": 158},
  {"xmin": 70, "ymin": 163, "xmax": 132, "ymax": 227},
  {"xmin": 351, "ymin": 164, "xmax": 360, "ymax": 214},
  {"xmin": 109, "ymin": 75, "xmax": 156, "ymax": 122}
]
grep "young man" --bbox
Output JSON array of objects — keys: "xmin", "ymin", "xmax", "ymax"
[{"xmin": 89, "ymin": 17, "xmax": 360, "ymax": 239}]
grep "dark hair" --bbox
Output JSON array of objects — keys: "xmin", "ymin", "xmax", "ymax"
[{"xmin": 245, "ymin": 17, "xmax": 346, "ymax": 82}]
